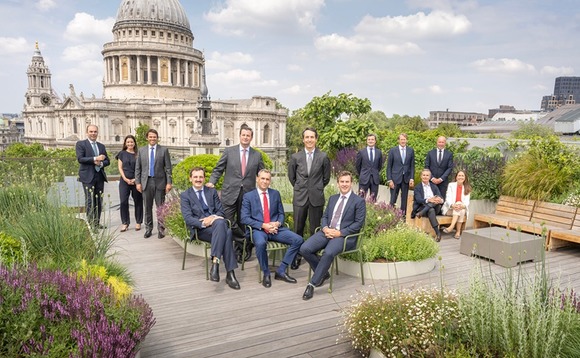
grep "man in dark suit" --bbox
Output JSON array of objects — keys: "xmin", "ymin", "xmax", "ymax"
[
  {"xmin": 241, "ymin": 169, "xmax": 303, "ymax": 288},
  {"xmin": 412, "ymin": 169, "xmax": 444, "ymax": 242},
  {"xmin": 135, "ymin": 129, "xmax": 173, "ymax": 239},
  {"xmin": 288, "ymin": 127, "xmax": 331, "ymax": 269},
  {"xmin": 386, "ymin": 133, "xmax": 415, "ymax": 214},
  {"xmin": 180, "ymin": 166, "xmax": 240, "ymax": 290},
  {"xmin": 425, "ymin": 136, "xmax": 454, "ymax": 200},
  {"xmin": 76, "ymin": 124, "xmax": 109, "ymax": 230},
  {"xmin": 207, "ymin": 125, "xmax": 264, "ymax": 240},
  {"xmin": 355, "ymin": 133, "xmax": 383, "ymax": 201},
  {"xmin": 300, "ymin": 171, "xmax": 366, "ymax": 300}
]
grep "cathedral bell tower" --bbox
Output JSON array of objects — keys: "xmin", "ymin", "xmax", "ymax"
[{"xmin": 24, "ymin": 42, "xmax": 54, "ymax": 109}]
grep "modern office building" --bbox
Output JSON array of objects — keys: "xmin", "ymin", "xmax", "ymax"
[{"xmin": 540, "ymin": 76, "xmax": 580, "ymax": 111}]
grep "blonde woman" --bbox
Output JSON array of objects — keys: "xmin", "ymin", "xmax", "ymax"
[{"xmin": 442, "ymin": 170, "xmax": 471, "ymax": 239}]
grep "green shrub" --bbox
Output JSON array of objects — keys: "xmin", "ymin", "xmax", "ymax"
[
  {"xmin": 360, "ymin": 225, "xmax": 439, "ymax": 262},
  {"xmin": 157, "ymin": 195, "xmax": 189, "ymax": 241},
  {"xmin": 254, "ymin": 147, "xmax": 274, "ymax": 170},
  {"xmin": 172, "ymin": 154, "xmax": 221, "ymax": 191},
  {"xmin": 0, "ymin": 232, "xmax": 25, "ymax": 267},
  {"xmin": 454, "ymin": 146, "xmax": 506, "ymax": 200}
]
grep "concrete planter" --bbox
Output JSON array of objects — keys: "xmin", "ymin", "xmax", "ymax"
[
  {"xmin": 172, "ymin": 235, "xmax": 207, "ymax": 256},
  {"xmin": 337, "ymin": 256, "xmax": 436, "ymax": 280},
  {"xmin": 369, "ymin": 348, "xmax": 387, "ymax": 358}
]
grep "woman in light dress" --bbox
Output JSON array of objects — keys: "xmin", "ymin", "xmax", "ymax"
[{"xmin": 442, "ymin": 170, "xmax": 471, "ymax": 239}]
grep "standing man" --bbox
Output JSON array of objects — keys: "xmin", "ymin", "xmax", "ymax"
[
  {"xmin": 412, "ymin": 169, "xmax": 444, "ymax": 242},
  {"xmin": 355, "ymin": 133, "xmax": 383, "ymax": 201},
  {"xmin": 288, "ymin": 127, "xmax": 331, "ymax": 270},
  {"xmin": 241, "ymin": 169, "xmax": 303, "ymax": 288},
  {"xmin": 300, "ymin": 171, "xmax": 366, "ymax": 300},
  {"xmin": 180, "ymin": 167, "xmax": 240, "ymax": 290},
  {"xmin": 207, "ymin": 125, "xmax": 264, "ymax": 241},
  {"xmin": 135, "ymin": 129, "xmax": 173, "ymax": 239},
  {"xmin": 425, "ymin": 136, "xmax": 453, "ymax": 200},
  {"xmin": 76, "ymin": 124, "xmax": 109, "ymax": 230},
  {"xmin": 386, "ymin": 133, "xmax": 415, "ymax": 215}
]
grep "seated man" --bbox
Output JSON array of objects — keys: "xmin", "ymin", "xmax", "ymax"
[
  {"xmin": 300, "ymin": 171, "xmax": 366, "ymax": 300},
  {"xmin": 180, "ymin": 166, "xmax": 240, "ymax": 290},
  {"xmin": 412, "ymin": 168, "xmax": 444, "ymax": 242},
  {"xmin": 241, "ymin": 169, "xmax": 303, "ymax": 288}
]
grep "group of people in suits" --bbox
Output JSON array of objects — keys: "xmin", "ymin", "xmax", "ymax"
[{"xmin": 76, "ymin": 126, "xmax": 173, "ymax": 239}]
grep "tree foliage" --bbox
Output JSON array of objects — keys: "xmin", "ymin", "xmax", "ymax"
[
  {"xmin": 300, "ymin": 91, "xmax": 372, "ymax": 131},
  {"xmin": 511, "ymin": 121, "xmax": 555, "ymax": 139},
  {"xmin": 135, "ymin": 122, "xmax": 150, "ymax": 147},
  {"xmin": 318, "ymin": 118, "xmax": 377, "ymax": 158}
]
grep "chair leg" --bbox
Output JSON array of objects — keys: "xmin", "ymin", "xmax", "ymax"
[
  {"xmin": 335, "ymin": 256, "xmax": 339, "ymax": 275},
  {"xmin": 241, "ymin": 240, "xmax": 246, "ymax": 271},
  {"xmin": 328, "ymin": 259, "xmax": 335, "ymax": 293},
  {"xmin": 182, "ymin": 239, "xmax": 188, "ymax": 270},
  {"xmin": 358, "ymin": 252, "xmax": 365, "ymax": 286},
  {"xmin": 204, "ymin": 245, "xmax": 210, "ymax": 281}
]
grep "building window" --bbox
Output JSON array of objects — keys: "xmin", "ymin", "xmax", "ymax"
[
  {"xmin": 263, "ymin": 124, "xmax": 271, "ymax": 144},
  {"xmin": 72, "ymin": 118, "xmax": 78, "ymax": 134}
]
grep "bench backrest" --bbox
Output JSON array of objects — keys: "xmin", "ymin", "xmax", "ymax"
[
  {"xmin": 530, "ymin": 201, "xmax": 576, "ymax": 229},
  {"xmin": 572, "ymin": 211, "xmax": 580, "ymax": 231},
  {"xmin": 495, "ymin": 196, "xmax": 535, "ymax": 220}
]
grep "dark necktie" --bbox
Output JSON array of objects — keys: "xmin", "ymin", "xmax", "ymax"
[
  {"xmin": 369, "ymin": 148, "xmax": 374, "ymax": 163},
  {"xmin": 197, "ymin": 190, "xmax": 210, "ymax": 215},
  {"xmin": 330, "ymin": 196, "xmax": 346, "ymax": 229},
  {"xmin": 437, "ymin": 149, "xmax": 442, "ymax": 164}
]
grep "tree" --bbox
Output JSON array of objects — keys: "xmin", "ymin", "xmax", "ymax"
[
  {"xmin": 135, "ymin": 122, "xmax": 150, "ymax": 147},
  {"xmin": 383, "ymin": 114, "xmax": 429, "ymax": 132},
  {"xmin": 511, "ymin": 121, "xmax": 554, "ymax": 139},
  {"xmin": 300, "ymin": 91, "xmax": 372, "ymax": 131},
  {"xmin": 318, "ymin": 118, "xmax": 377, "ymax": 158},
  {"xmin": 285, "ymin": 110, "xmax": 316, "ymax": 154}
]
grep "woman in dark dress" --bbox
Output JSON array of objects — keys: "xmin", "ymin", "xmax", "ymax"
[{"xmin": 116, "ymin": 135, "xmax": 143, "ymax": 232}]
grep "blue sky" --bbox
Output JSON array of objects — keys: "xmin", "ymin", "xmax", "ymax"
[{"xmin": 1, "ymin": 0, "xmax": 579, "ymax": 117}]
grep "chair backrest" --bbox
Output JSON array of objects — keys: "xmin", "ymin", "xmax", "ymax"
[{"xmin": 495, "ymin": 195, "xmax": 535, "ymax": 220}]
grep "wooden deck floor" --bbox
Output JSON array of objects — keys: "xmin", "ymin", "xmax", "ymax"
[{"xmin": 102, "ymin": 183, "xmax": 580, "ymax": 358}]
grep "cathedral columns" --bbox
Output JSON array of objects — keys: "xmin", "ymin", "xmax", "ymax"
[
  {"xmin": 147, "ymin": 56, "xmax": 152, "ymax": 85},
  {"xmin": 137, "ymin": 56, "xmax": 142, "ymax": 84}
]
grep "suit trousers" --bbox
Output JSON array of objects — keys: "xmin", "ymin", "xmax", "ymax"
[
  {"xmin": 196, "ymin": 219, "xmax": 238, "ymax": 272},
  {"xmin": 223, "ymin": 187, "xmax": 246, "ymax": 239},
  {"xmin": 82, "ymin": 173, "xmax": 105, "ymax": 227},
  {"xmin": 143, "ymin": 177, "xmax": 166, "ymax": 231},
  {"xmin": 358, "ymin": 181, "xmax": 378, "ymax": 201},
  {"xmin": 252, "ymin": 227, "xmax": 303, "ymax": 275},
  {"xmin": 390, "ymin": 181, "xmax": 410, "ymax": 214},
  {"xmin": 300, "ymin": 231, "xmax": 357, "ymax": 286},
  {"xmin": 293, "ymin": 199, "xmax": 323, "ymax": 238},
  {"xmin": 119, "ymin": 180, "xmax": 143, "ymax": 225},
  {"xmin": 417, "ymin": 203, "xmax": 442, "ymax": 228}
]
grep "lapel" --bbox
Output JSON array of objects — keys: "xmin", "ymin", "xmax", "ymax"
[{"xmin": 310, "ymin": 148, "xmax": 320, "ymax": 171}]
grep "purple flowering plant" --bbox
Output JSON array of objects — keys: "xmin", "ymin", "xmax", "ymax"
[{"xmin": 0, "ymin": 264, "xmax": 155, "ymax": 357}]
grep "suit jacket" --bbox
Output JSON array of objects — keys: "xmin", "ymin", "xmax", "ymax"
[
  {"xmin": 135, "ymin": 145, "xmax": 172, "ymax": 190},
  {"xmin": 322, "ymin": 192, "xmax": 366, "ymax": 237},
  {"xmin": 355, "ymin": 147, "xmax": 383, "ymax": 186},
  {"xmin": 209, "ymin": 145, "xmax": 264, "ymax": 206},
  {"xmin": 442, "ymin": 182, "xmax": 471, "ymax": 215},
  {"xmin": 425, "ymin": 148, "xmax": 453, "ymax": 182},
  {"xmin": 180, "ymin": 186, "xmax": 224, "ymax": 231},
  {"xmin": 240, "ymin": 188, "xmax": 285, "ymax": 231},
  {"xmin": 412, "ymin": 182, "xmax": 442, "ymax": 215},
  {"xmin": 386, "ymin": 146, "xmax": 415, "ymax": 185},
  {"xmin": 288, "ymin": 148, "xmax": 331, "ymax": 207},
  {"xmin": 76, "ymin": 139, "xmax": 109, "ymax": 184}
]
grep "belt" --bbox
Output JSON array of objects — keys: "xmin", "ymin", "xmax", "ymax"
[{"xmin": 148, "ymin": 176, "xmax": 155, "ymax": 178}]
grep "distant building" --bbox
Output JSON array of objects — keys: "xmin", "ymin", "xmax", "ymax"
[
  {"xmin": 488, "ymin": 105, "xmax": 515, "ymax": 119},
  {"xmin": 540, "ymin": 76, "xmax": 580, "ymax": 111},
  {"xmin": 428, "ymin": 110, "xmax": 487, "ymax": 128},
  {"xmin": 21, "ymin": 0, "xmax": 287, "ymax": 168},
  {"xmin": 0, "ymin": 115, "xmax": 24, "ymax": 152},
  {"xmin": 538, "ymin": 104, "xmax": 580, "ymax": 135}
]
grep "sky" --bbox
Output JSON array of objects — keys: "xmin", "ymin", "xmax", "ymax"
[{"xmin": 1, "ymin": 0, "xmax": 579, "ymax": 118}]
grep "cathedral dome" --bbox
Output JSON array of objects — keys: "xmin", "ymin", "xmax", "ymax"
[{"xmin": 113, "ymin": 0, "xmax": 192, "ymax": 36}]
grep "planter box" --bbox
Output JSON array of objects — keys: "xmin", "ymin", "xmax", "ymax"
[
  {"xmin": 171, "ymin": 235, "xmax": 207, "ymax": 257},
  {"xmin": 337, "ymin": 256, "xmax": 436, "ymax": 280}
]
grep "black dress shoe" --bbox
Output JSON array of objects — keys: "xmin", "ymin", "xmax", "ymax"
[
  {"xmin": 290, "ymin": 255, "xmax": 302, "ymax": 270},
  {"xmin": 144, "ymin": 230, "xmax": 152, "ymax": 238},
  {"xmin": 262, "ymin": 274, "xmax": 271, "ymax": 288},
  {"xmin": 226, "ymin": 271, "xmax": 240, "ymax": 290},
  {"xmin": 274, "ymin": 272, "xmax": 297, "ymax": 284},
  {"xmin": 315, "ymin": 272, "xmax": 331, "ymax": 287},
  {"xmin": 302, "ymin": 284, "xmax": 314, "ymax": 300},
  {"xmin": 435, "ymin": 232, "xmax": 442, "ymax": 242},
  {"xmin": 158, "ymin": 232, "xmax": 165, "ymax": 239},
  {"xmin": 209, "ymin": 263, "xmax": 220, "ymax": 282}
]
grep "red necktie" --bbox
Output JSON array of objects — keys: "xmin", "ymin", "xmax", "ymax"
[
  {"xmin": 241, "ymin": 149, "xmax": 247, "ymax": 177},
  {"xmin": 262, "ymin": 191, "xmax": 270, "ymax": 224}
]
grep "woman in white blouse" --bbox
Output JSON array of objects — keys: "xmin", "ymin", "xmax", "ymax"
[{"xmin": 442, "ymin": 170, "xmax": 471, "ymax": 239}]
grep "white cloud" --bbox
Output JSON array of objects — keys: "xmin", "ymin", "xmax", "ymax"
[
  {"xmin": 282, "ymin": 85, "xmax": 302, "ymax": 94},
  {"xmin": 36, "ymin": 0, "xmax": 56, "ymax": 11},
  {"xmin": 64, "ymin": 13, "xmax": 115, "ymax": 43},
  {"xmin": 412, "ymin": 85, "xmax": 445, "ymax": 94},
  {"xmin": 212, "ymin": 69, "xmax": 277, "ymax": 87},
  {"xmin": 206, "ymin": 51, "xmax": 254, "ymax": 71},
  {"xmin": 0, "ymin": 37, "xmax": 29, "ymax": 54},
  {"xmin": 429, "ymin": 85, "xmax": 443, "ymax": 94},
  {"xmin": 540, "ymin": 65, "xmax": 574, "ymax": 76},
  {"xmin": 205, "ymin": 0, "xmax": 324, "ymax": 36},
  {"xmin": 471, "ymin": 58, "xmax": 536, "ymax": 73},
  {"xmin": 287, "ymin": 64, "xmax": 303, "ymax": 72},
  {"xmin": 62, "ymin": 44, "xmax": 101, "ymax": 62},
  {"xmin": 315, "ymin": 33, "xmax": 422, "ymax": 56}
]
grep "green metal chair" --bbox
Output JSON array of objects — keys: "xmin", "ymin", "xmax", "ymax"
[
  {"xmin": 181, "ymin": 219, "xmax": 231, "ymax": 281},
  {"xmin": 242, "ymin": 225, "xmax": 290, "ymax": 283},
  {"xmin": 307, "ymin": 230, "xmax": 365, "ymax": 293}
]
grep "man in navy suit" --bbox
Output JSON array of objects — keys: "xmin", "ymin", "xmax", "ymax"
[
  {"xmin": 425, "ymin": 136, "xmax": 454, "ymax": 200},
  {"xmin": 241, "ymin": 169, "xmax": 303, "ymax": 288},
  {"xmin": 76, "ymin": 124, "xmax": 109, "ymax": 229},
  {"xmin": 300, "ymin": 171, "xmax": 366, "ymax": 300},
  {"xmin": 386, "ymin": 133, "xmax": 415, "ymax": 214},
  {"xmin": 355, "ymin": 133, "xmax": 383, "ymax": 201},
  {"xmin": 208, "ymin": 125, "xmax": 265, "ymax": 241},
  {"xmin": 412, "ymin": 169, "xmax": 444, "ymax": 242},
  {"xmin": 180, "ymin": 167, "xmax": 240, "ymax": 290}
]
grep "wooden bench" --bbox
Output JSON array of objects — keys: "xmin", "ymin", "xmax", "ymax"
[
  {"xmin": 507, "ymin": 201, "xmax": 576, "ymax": 237},
  {"xmin": 546, "ymin": 209, "xmax": 580, "ymax": 250},
  {"xmin": 473, "ymin": 196, "xmax": 535, "ymax": 229},
  {"xmin": 405, "ymin": 193, "xmax": 455, "ymax": 237}
]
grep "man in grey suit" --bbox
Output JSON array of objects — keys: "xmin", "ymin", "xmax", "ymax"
[
  {"xmin": 207, "ymin": 125, "xmax": 265, "ymax": 240},
  {"xmin": 425, "ymin": 136, "xmax": 454, "ymax": 200},
  {"xmin": 76, "ymin": 124, "xmax": 109, "ymax": 230},
  {"xmin": 355, "ymin": 133, "xmax": 383, "ymax": 201},
  {"xmin": 135, "ymin": 129, "xmax": 173, "ymax": 239},
  {"xmin": 386, "ymin": 133, "xmax": 415, "ymax": 215},
  {"xmin": 288, "ymin": 127, "xmax": 331, "ymax": 269}
]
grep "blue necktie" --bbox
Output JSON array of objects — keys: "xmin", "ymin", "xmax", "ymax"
[
  {"xmin": 197, "ymin": 190, "xmax": 210, "ymax": 215},
  {"xmin": 91, "ymin": 142, "xmax": 100, "ymax": 172},
  {"xmin": 149, "ymin": 147, "xmax": 155, "ymax": 177}
]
